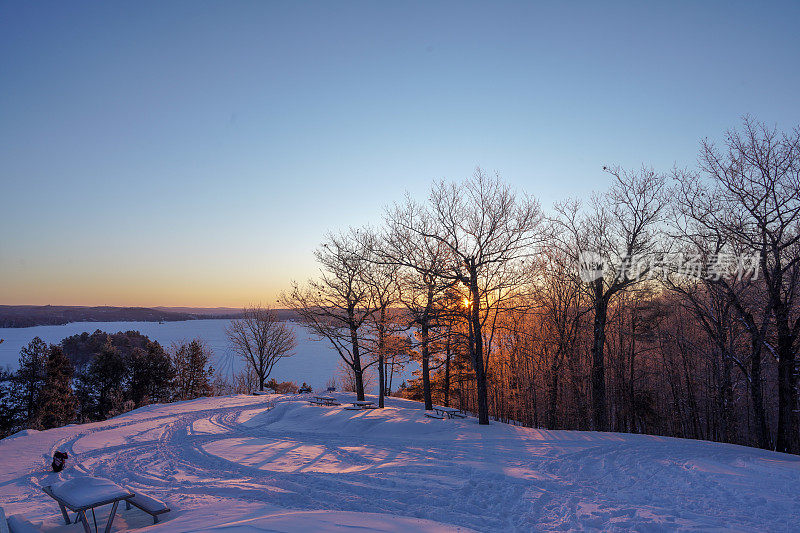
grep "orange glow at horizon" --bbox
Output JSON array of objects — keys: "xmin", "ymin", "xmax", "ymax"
[{"xmin": 0, "ymin": 260, "xmax": 312, "ymax": 308}]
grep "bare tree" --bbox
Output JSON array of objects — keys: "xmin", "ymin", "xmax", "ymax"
[
  {"xmin": 281, "ymin": 231, "xmax": 376, "ymax": 401},
  {"xmin": 669, "ymin": 171, "xmax": 772, "ymax": 448},
  {"xmin": 357, "ymin": 228, "xmax": 401, "ymax": 408},
  {"xmin": 694, "ymin": 117, "xmax": 800, "ymax": 453},
  {"xmin": 533, "ymin": 246, "xmax": 586, "ymax": 430},
  {"xmin": 226, "ymin": 305, "xmax": 297, "ymax": 392},
  {"xmin": 383, "ymin": 206, "xmax": 455, "ymax": 410},
  {"xmin": 388, "ymin": 169, "xmax": 544, "ymax": 424},
  {"xmin": 554, "ymin": 167, "xmax": 667, "ymax": 431}
]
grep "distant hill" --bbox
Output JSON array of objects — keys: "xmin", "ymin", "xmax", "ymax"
[
  {"xmin": 153, "ymin": 307, "xmax": 299, "ymax": 321},
  {"xmin": 153, "ymin": 306, "xmax": 244, "ymax": 317},
  {"xmin": 0, "ymin": 305, "xmax": 299, "ymax": 328},
  {"xmin": 0, "ymin": 305, "xmax": 200, "ymax": 328}
]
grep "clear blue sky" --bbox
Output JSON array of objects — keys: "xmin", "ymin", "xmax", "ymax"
[{"xmin": 1, "ymin": 1, "xmax": 798, "ymax": 306}]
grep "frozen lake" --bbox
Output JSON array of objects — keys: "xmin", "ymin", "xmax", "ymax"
[{"xmin": 0, "ymin": 319, "xmax": 406, "ymax": 392}]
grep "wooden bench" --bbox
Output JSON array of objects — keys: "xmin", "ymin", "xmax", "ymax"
[
  {"xmin": 123, "ymin": 489, "xmax": 170, "ymax": 524},
  {"xmin": 425, "ymin": 412, "xmax": 446, "ymax": 419},
  {"xmin": 4, "ymin": 512, "xmax": 40, "ymax": 533}
]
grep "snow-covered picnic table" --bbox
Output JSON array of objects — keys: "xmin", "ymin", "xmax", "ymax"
[
  {"xmin": 432, "ymin": 406, "xmax": 467, "ymax": 419},
  {"xmin": 42, "ymin": 476, "xmax": 134, "ymax": 533},
  {"xmin": 309, "ymin": 396, "xmax": 340, "ymax": 406},
  {"xmin": 345, "ymin": 400, "xmax": 378, "ymax": 410}
]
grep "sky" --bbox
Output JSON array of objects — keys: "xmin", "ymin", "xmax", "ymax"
[{"xmin": 1, "ymin": 1, "xmax": 799, "ymax": 308}]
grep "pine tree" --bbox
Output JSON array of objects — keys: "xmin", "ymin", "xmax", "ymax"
[
  {"xmin": 14, "ymin": 337, "xmax": 48, "ymax": 426},
  {"xmin": 36, "ymin": 346, "xmax": 77, "ymax": 429},
  {"xmin": 0, "ymin": 368, "xmax": 18, "ymax": 437},
  {"xmin": 172, "ymin": 339, "xmax": 214, "ymax": 400},
  {"xmin": 77, "ymin": 343, "xmax": 126, "ymax": 420},
  {"xmin": 126, "ymin": 341, "xmax": 175, "ymax": 406}
]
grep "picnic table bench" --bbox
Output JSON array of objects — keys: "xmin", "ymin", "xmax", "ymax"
[
  {"xmin": 1, "ymin": 505, "xmax": 40, "ymax": 533},
  {"xmin": 42, "ymin": 476, "xmax": 134, "ymax": 533},
  {"xmin": 122, "ymin": 486, "xmax": 170, "ymax": 524}
]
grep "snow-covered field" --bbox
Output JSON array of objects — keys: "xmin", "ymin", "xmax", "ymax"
[
  {"xmin": 0, "ymin": 320, "xmax": 411, "ymax": 391},
  {"xmin": 2, "ymin": 394, "xmax": 799, "ymax": 531}
]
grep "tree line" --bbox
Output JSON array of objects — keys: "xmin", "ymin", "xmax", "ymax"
[
  {"xmin": 283, "ymin": 117, "xmax": 800, "ymax": 454},
  {"xmin": 0, "ymin": 330, "xmax": 216, "ymax": 437}
]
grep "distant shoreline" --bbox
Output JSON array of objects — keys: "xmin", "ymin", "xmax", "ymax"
[{"xmin": 0, "ymin": 305, "xmax": 297, "ymax": 328}]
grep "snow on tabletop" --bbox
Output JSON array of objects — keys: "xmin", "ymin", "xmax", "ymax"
[{"xmin": 50, "ymin": 476, "xmax": 131, "ymax": 509}]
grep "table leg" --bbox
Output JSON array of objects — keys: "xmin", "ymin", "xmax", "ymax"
[
  {"xmin": 58, "ymin": 502, "xmax": 70, "ymax": 524},
  {"xmin": 104, "ymin": 500, "xmax": 120, "ymax": 533},
  {"xmin": 78, "ymin": 510, "xmax": 91, "ymax": 533}
]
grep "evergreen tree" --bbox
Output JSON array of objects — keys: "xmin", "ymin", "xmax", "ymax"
[
  {"xmin": 14, "ymin": 337, "xmax": 48, "ymax": 426},
  {"xmin": 36, "ymin": 346, "xmax": 77, "ymax": 429},
  {"xmin": 62, "ymin": 329, "xmax": 154, "ymax": 367},
  {"xmin": 0, "ymin": 368, "xmax": 18, "ymax": 437},
  {"xmin": 172, "ymin": 339, "xmax": 214, "ymax": 400},
  {"xmin": 126, "ymin": 341, "xmax": 175, "ymax": 406},
  {"xmin": 77, "ymin": 343, "xmax": 126, "ymax": 420}
]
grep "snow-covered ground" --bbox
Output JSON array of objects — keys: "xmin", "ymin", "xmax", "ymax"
[{"xmin": 1, "ymin": 394, "xmax": 799, "ymax": 532}]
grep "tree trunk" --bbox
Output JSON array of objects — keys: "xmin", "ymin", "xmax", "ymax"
[
  {"xmin": 421, "ymin": 321, "xmax": 433, "ymax": 410},
  {"xmin": 627, "ymin": 311, "xmax": 636, "ymax": 433},
  {"xmin": 377, "ymin": 339, "xmax": 385, "ymax": 408},
  {"xmin": 377, "ymin": 308, "xmax": 386, "ymax": 408},
  {"xmin": 470, "ymin": 275, "xmax": 490, "ymax": 425},
  {"xmin": 377, "ymin": 355, "xmax": 385, "ymax": 407},
  {"xmin": 353, "ymin": 368, "xmax": 365, "ymax": 401},
  {"xmin": 775, "ymin": 309, "xmax": 797, "ymax": 453},
  {"xmin": 443, "ymin": 332, "xmax": 452, "ymax": 407},
  {"xmin": 720, "ymin": 347, "xmax": 734, "ymax": 443},
  {"xmin": 548, "ymin": 349, "xmax": 560, "ymax": 429},
  {"xmin": 591, "ymin": 288, "xmax": 609, "ymax": 431},
  {"xmin": 349, "ymin": 320, "xmax": 365, "ymax": 401},
  {"xmin": 749, "ymin": 337, "xmax": 770, "ymax": 450}
]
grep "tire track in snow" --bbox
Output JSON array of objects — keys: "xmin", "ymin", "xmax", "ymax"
[{"xmin": 55, "ymin": 401, "xmax": 533, "ymax": 530}]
